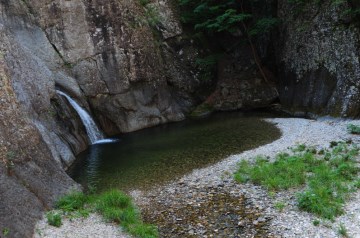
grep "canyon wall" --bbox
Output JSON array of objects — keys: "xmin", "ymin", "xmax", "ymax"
[
  {"xmin": 276, "ymin": 0, "xmax": 360, "ymax": 117},
  {"xmin": 0, "ymin": 0, "xmax": 203, "ymax": 237},
  {"xmin": 1, "ymin": 0, "xmax": 360, "ymax": 237}
]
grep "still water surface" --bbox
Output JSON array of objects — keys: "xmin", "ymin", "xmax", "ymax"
[{"xmin": 68, "ymin": 112, "xmax": 281, "ymax": 192}]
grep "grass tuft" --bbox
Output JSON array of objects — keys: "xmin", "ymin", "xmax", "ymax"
[
  {"xmin": 235, "ymin": 142, "xmax": 360, "ymax": 220},
  {"xmin": 338, "ymin": 223, "xmax": 349, "ymax": 237},
  {"xmin": 46, "ymin": 211, "xmax": 62, "ymax": 227},
  {"xmin": 347, "ymin": 124, "xmax": 360, "ymax": 134},
  {"xmin": 312, "ymin": 219, "xmax": 320, "ymax": 226},
  {"xmin": 127, "ymin": 223, "xmax": 159, "ymax": 238},
  {"xmin": 274, "ymin": 201, "xmax": 286, "ymax": 211},
  {"xmin": 51, "ymin": 189, "xmax": 158, "ymax": 238},
  {"xmin": 235, "ymin": 154, "xmax": 307, "ymax": 191},
  {"xmin": 56, "ymin": 191, "xmax": 88, "ymax": 212}
]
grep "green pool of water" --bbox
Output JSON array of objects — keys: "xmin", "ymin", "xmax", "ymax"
[{"xmin": 68, "ymin": 111, "xmax": 281, "ymax": 192}]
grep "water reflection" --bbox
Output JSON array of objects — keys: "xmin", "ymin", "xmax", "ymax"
[
  {"xmin": 84, "ymin": 145, "xmax": 102, "ymax": 189},
  {"xmin": 68, "ymin": 111, "xmax": 282, "ymax": 192}
]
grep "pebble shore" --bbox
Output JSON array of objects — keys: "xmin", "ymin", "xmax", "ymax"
[{"xmin": 35, "ymin": 117, "xmax": 360, "ymax": 237}]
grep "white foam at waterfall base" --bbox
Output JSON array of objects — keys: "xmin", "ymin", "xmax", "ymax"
[
  {"xmin": 56, "ymin": 90, "xmax": 114, "ymax": 145},
  {"xmin": 93, "ymin": 139, "xmax": 118, "ymax": 144}
]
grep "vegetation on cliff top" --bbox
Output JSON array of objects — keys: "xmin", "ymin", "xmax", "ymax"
[{"xmin": 177, "ymin": 0, "xmax": 360, "ymax": 82}]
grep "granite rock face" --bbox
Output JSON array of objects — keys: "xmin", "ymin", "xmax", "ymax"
[
  {"xmin": 276, "ymin": 0, "xmax": 360, "ymax": 117},
  {"xmin": 0, "ymin": 12, "xmax": 77, "ymax": 238},
  {"xmin": 0, "ymin": 0, "xmax": 201, "ymax": 237},
  {"xmin": 28, "ymin": 0, "xmax": 202, "ymax": 133},
  {"xmin": 1, "ymin": 0, "xmax": 360, "ymax": 237}
]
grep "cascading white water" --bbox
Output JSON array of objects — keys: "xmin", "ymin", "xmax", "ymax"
[{"xmin": 56, "ymin": 90, "xmax": 105, "ymax": 144}]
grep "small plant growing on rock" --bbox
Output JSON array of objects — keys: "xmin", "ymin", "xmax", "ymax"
[
  {"xmin": 2, "ymin": 228, "xmax": 10, "ymax": 237},
  {"xmin": 46, "ymin": 211, "xmax": 62, "ymax": 227}
]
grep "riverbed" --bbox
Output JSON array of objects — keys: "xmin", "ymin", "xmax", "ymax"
[{"xmin": 35, "ymin": 117, "xmax": 360, "ymax": 238}]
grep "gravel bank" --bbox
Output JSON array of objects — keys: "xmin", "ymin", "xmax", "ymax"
[
  {"xmin": 35, "ymin": 117, "xmax": 360, "ymax": 237},
  {"xmin": 34, "ymin": 213, "xmax": 130, "ymax": 238}
]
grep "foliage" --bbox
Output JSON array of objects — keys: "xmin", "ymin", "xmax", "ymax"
[
  {"xmin": 144, "ymin": 5, "xmax": 162, "ymax": 27},
  {"xmin": 138, "ymin": 0, "xmax": 162, "ymax": 28},
  {"xmin": 56, "ymin": 191, "xmax": 88, "ymax": 212},
  {"xmin": 338, "ymin": 223, "xmax": 349, "ymax": 237},
  {"xmin": 235, "ymin": 154, "xmax": 307, "ymax": 190},
  {"xmin": 274, "ymin": 201, "xmax": 286, "ymax": 211},
  {"xmin": 235, "ymin": 142, "xmax": 360, "ymax": 220},
  {"xmin": 195, "ymin": 54, "xmax": 221, "ymax": 81},
  {"xmin": 139, "ymin": 0, "xmax": 150, "ymax": 6},
  {"xmin": 178, "ymin": 0, "xmax": 278, "ymax": 35},
  {"xmin": 177, "ymin": 0, "xmax": 278, "ymax": 81},
  {"xmin": 46, "ymin": 211, "xmax": 62, "ymax": 227},
  {"xmin": 52, "ymin": 190, "xmax": 158, "ymax": 238},
  {"xmin": 2, "ymin": 228, "xmax": 10, "ymax": 237},
  {"xmin": 312, "ymin": 219, "xmax": 320, "ymax": 226},
  {"xmin": 347, "ymin": 123, "xmax": 360, "ymax": 134}
]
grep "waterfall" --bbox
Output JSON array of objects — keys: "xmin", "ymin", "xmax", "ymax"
[{"xmin": 56, "ymin": 90, "xmax": 106, "ymax": 144}]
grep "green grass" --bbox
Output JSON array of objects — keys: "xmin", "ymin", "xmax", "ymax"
[
  {"xmin": 347, "ymin": 124, "xmax": 360, "ymax": 134},
  {"xmin": 234, "ymin": 142, "xmax": 360, "ymax": 220},
  {"xmin": 312, "ymin": 219, "xmax": 320, "ymax": 226},
  {"xmin": 2, "ymin": 228, "xmax": 10, "ymax": 237},
  {"xmin": 274, "ymin": 201, "xmax": 286, "ymax": 211},
  {"xmin": 46, "ymin": 211, "xmax": 62, "ymax": 227},
  {"xmin": 49, "ymin": 189, "xmax": 158, "ymax": 238},
  {"xmin": 235, "ymin": 154, "xmax": 307, "ymax": 191},
  {"xmin": 338, "ymin": 223, "xmax": 349, "ymax": 237},
  {"xmin": 56, "ymin": 191, "xmax": 89, "ymax": 212}
]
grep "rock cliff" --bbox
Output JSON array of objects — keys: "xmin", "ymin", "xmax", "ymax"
[
  {"xmin": 0, "ymin": 0, "xmax": 203, "ymax": 237},
  {"xmin": 0, "ymin": 20, "xmax": 76, "ymax": 238},
  {"xmin": 276, "ymin": 0, "xmax": 360, "ymax": 117},
  {"xmin": 1, "ymin": 0, "xmax": 360, "ymax": 237}
]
